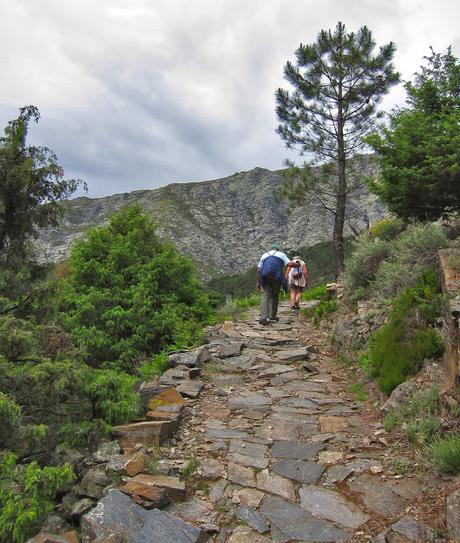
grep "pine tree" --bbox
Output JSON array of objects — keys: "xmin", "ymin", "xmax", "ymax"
[{"xmin": 276, "ymin": 22, "xmax": 399, "ymax": 274}]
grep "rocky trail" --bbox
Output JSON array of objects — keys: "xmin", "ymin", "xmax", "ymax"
[{"xmin": 39, "ymin": 302, "xmax": 456, "ymax": 543}]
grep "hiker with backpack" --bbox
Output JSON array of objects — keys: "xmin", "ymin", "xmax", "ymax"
[
  {"xmin": 256, "ymin": 243, "xmax": 299, "ymax": 325},
  {"xmin": 285, "ymin": 253, "xmax": 308, "ymax": 311}
]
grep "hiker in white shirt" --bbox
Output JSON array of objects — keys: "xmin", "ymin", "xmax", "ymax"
[{"xmin": 285, "ymin": 254, "xmax": 308, "ymax": 310}]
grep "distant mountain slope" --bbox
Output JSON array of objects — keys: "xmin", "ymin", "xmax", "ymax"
[{"xmin": 38, "ymin": 167, "xmax": 384, "ymax": 278}]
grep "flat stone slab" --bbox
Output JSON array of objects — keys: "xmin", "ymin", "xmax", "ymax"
[
  {"xmin": 227, "ymin": 462, "xmax": 256, "ymax": 487},
  {"xmin": 319, "ymin": 415, "xmax": 348, "ymax": 432},
  {"xmin": 385, "ymin": 477, "xmax": 424, "ymax": 500},
  {"xmin": 256, "ymin": 469, "xmax": 296, "ymax": 501},
  {"xmin": 282, "ymin": 398, "xmax": 319, "ymax": 409},
  {"xmin": 233, "ymin": 488, "xmax": 266, "ymax": 508},
  {"xmin": 235, "ymin": 506, "xmax": 269, "ymax": 533},
  {"xmin": 300, "ymin": 485, "xmax": 370, "ymax": 530},
  {"xmin": 391, "ymin": 515, "xmax": 427, "ymax": 541},
  {"xmin": 168, "ymin": 347, "xmax": 210, "ymax": 368},
  {"xmin": 167, "ymin": 496, "xmax": 212, "ymax": 523},
  {"xmin": 271, "ymin": 440, "xmax": 326, "ymax": 460},
  {"xmin": 257, "ymin": 419, "xmax": 317, "ymax": 441},
  {"xmin": 227, "ymin": 526, "xmax": 273, "ymax": 543},
  {"xmin": 228, "ymin": 392, "xmax": 272, "ymax": 411},
  {"xmin": 229, "ymin": 452, "xmax": 269, "ymax": 469},
  {"xmin": 260, "ymin": 495, "xmax": 350, "ymax": 542},
  {"xmin": 215, "ymin": 342, "xmax": 245, "ymax": 358},
  {"xmin": 256, "ymin": 365, "xmax": 298, "ymax": 379},
  {"xmin": 348, "ymin": 473, "xmax": 407, "ymax": 517},
  {"xmin": 223, "ymin": 354, "xmax": 257, "ymax": 370},
  {"xmin": 318, "ymin": 450, "xmax": 344, "ymax": 464},
  {"xmin": 147, "ymin": 387, "xmax": 187, "ymax": 411},
  {"xmin": 447, "ymin": 489, "xmax": 460, "ymax": 542},
  {"xmin": 275, "ymin": 347, "xmax": 311, "ymax": 362},
  {"xmin": 159, "ymin": 366, "xmax": 196, "ymax": 385},
  {"xmin": 229, "ymin": 440, "xmax": 268, "ymax": 457},
  {"xmin": 199, "ymin": 458, "xmax": 226, "ymax": 480},
  {"xmin": 323, "ymin": 465, "xmax": 354, "ymax": 486},
  {"xmin": 176, "ymin": 379, "xmax": 204, "ymax": 398},
  {"xmin": 119, "ymin": 480, "xmax": 170, "ymax": 510},
  {"xmin": 81, "ymin": 490, "xmax": 203, "ymax": 543},
  {"xmin": 272, "ymin": 460, "xmax": 325, "ymax": 484},
  {"xmin": 114, "ymin": 420, "xmax": 175, "ymax": 450},
  {"xmin": 131, "ymin": 474, "xmax": 186, "ymax": 502},
  {"xmin": 205, "ymin": 428, "xmax": 251, "ymax": 440}
]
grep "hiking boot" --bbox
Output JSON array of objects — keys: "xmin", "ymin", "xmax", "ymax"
[
  {"xmin": 259, "ymin": 318, "xmax": 270, "ymax": 325},
  {"xmin": 291, "ymin": 306, "xmax": 296, "ymax": 311},
  {"xmin": 269, "ymin": 316, "xmax": 279, "ymax": 322}
]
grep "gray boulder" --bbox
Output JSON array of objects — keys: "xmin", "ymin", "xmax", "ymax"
[
  {"xmin": 81, "ymin": 489, "xmax": 206, "ymax": 543},
  {"xmin": 168, "ymin": 346, "xmax": 211, "ymax": 368}
]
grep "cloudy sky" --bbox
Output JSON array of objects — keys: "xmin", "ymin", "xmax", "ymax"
[{"xmin": 1, "ymin": 0, "xmax": 459, "ymax": 198}]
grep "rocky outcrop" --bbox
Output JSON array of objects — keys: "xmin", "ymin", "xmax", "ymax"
[{"xmin": 37, "ymin": 167, "xmax": 383, "ymax": 278}]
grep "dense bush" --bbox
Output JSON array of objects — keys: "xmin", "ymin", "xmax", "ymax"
[
  {"xmin": 344, "ymin": 222, "xmax": 447, "ymax": 303},
  {"xmin": 369, "ymin": 217, "xmax": 405, "ymax": 240},
  {"xmin": 343, "ymin": 234, "xmax": 390, "ymax": 300},
  {"xmin": 59, "ymin": 206, "xmax": 213, "ymax": 372},
  {"xmin": 429, "ymin": 433, "xmax": 460, "ymax": 474},
  {"xmin": 0, "ymin": 452, "xmax": 74, "ymax": 543},
  {"xmin": 368, "ymin": 272, "xmax": 445, "ymax": 394},
  {"xmin": 375, "ymin": 222, "xmax": 447, "ymax": 298}
]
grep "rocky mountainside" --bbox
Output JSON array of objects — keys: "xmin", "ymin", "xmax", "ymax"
[{"xmin": 38, "ymin": 167, "xmax": 383, "ymax": 278}]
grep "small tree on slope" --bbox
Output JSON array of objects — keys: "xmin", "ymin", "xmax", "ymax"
[
  {"xmin": 367, "ymin": 47, "xmax": 460, "ymax": 221},
  {"xmin": 276, "ymin": 21, "xmax": 399, "ymax": 275}
]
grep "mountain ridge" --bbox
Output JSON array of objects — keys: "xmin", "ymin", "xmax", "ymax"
[{"xmin": 38, "ymin": 167, "xmax": 383, "ymax": 278}]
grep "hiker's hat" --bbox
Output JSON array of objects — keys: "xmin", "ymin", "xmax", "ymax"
[{"xmin": 271, "ymin": 242, "xmax": 281, "ymax": 250}]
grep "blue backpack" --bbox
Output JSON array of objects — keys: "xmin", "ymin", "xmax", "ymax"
[{"xmin": 260, "ymin": 252, "xmax": 284, "ymax": 284}]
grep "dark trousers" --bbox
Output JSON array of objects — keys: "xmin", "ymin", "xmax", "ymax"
[{"xmin": 260, "ymin": 277, "xmax": 281, "ymax": 319}]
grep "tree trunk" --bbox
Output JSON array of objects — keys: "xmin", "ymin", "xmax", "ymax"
[
  {"xmin": 335, "ymin": 81, "xmax": 347, "ymax": 279},
  {"xmin": 333, "ymin": 160, "xmax": 346, "ymax": 278}
]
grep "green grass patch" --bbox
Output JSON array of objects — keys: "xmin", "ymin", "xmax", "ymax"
[
  {"xmin": 181, "ymin": 457, "xmax": 199, "ymax": 480},
  {"xmin": 347, "ymin": 381, "xmax": 368, "ymax": 402},
  {"xmin": 384, "ymin": 386, "xmax": 442, "ymax": 445},
  {"xmin": 301, "ymin": 284, "xmax": 328, "ymax": 301},
  {"xmin": 368, "ymin": 272, "xmax": 444, "ymax": 394},
  {"xmin": 429, "ymin": 433, "xmax": 460, "ymax": 474}
]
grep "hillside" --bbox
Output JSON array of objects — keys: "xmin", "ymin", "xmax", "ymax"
[{"xmin": 38, "ymin": 167, "xmax": 383, "ymax": 277}]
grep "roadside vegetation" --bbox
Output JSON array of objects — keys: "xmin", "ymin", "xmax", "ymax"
[{"xmin": 0, "ymin": 108, "xmax": 215, "ymax": 542}]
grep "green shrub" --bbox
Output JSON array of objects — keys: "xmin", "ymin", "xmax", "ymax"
[
  {"xmin": 312, "ymin": 299, "xmax": 338, "ymax": 325},
  {"xmin": 181, "ymin": 457, "xmax": 199, "ymax": 479},
  {"xmin": 59, "ymin": 419, "xmax": 113, "ymax": 449},
  {"xmin": 369, "ymin": 217, "xmax": 405, "ymax": 240},
  {"xmin": 81, "ymin": 368, "xmax": 139, "ymax": 424},
  {"xmin": 0, "ymin": 393, "xmax": 20, "ymax": 448},
  {"xmin": 138, "ymin": 352, "xmax": 169, "ymax": 381},
  {"xmin": 374, "ymin": 223, "xmax": 447, "ymax": 299},
  {"xmin": 384, "ymin": 386, "xmax": 441, "ymax": 437},
  {"xmin": 344, "ymin": 222, "xmax": 447, "ymax": 303},
  {"xmin": 234, "ymin": 293, "xmax": 261, "ymax": 309},
  {"xmin": 0, "ymin": 316, "xmax": 41, "ymax": 361},
  {"xmin": 429, "ymin": 433, "xmax": 460, "ymax": 474},
  {"xmin": 59, "ymin": 206, "xmax": 213, "ymax": 372},
  {"xmin": 0, "ymin": 452, "xmax": 74, "ymax": 543},
  {"xmin": 368, "ymin": 275, "xmax": 445, "ymax": 394},
  {"xmin": 406, "ymin": 417, "xmax": 441, "ymax": 444},
  {"xmin": 343, "ymin": 234, "xmax": 391, "ymax": 298},
  {"xmin": 301, "ymin": 284, "xmax": 328, "ymax": 301},
  {"xmin": 216, "ymin": 293, "xmax": 261, "ymax": 322}
]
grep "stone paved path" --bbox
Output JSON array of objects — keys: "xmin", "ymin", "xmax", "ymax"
[
  {"xmin": 166, "ymin": 302, "xmax": 441, "ymax": 542},
  {"xmin": 77, "ymin": 301, "xmax": 447, "ymax": 543}
]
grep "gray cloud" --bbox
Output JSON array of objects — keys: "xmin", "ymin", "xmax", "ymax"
[{"xmin": 1, "ymin": 0, "xmax": 459, "ymax": 197}]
